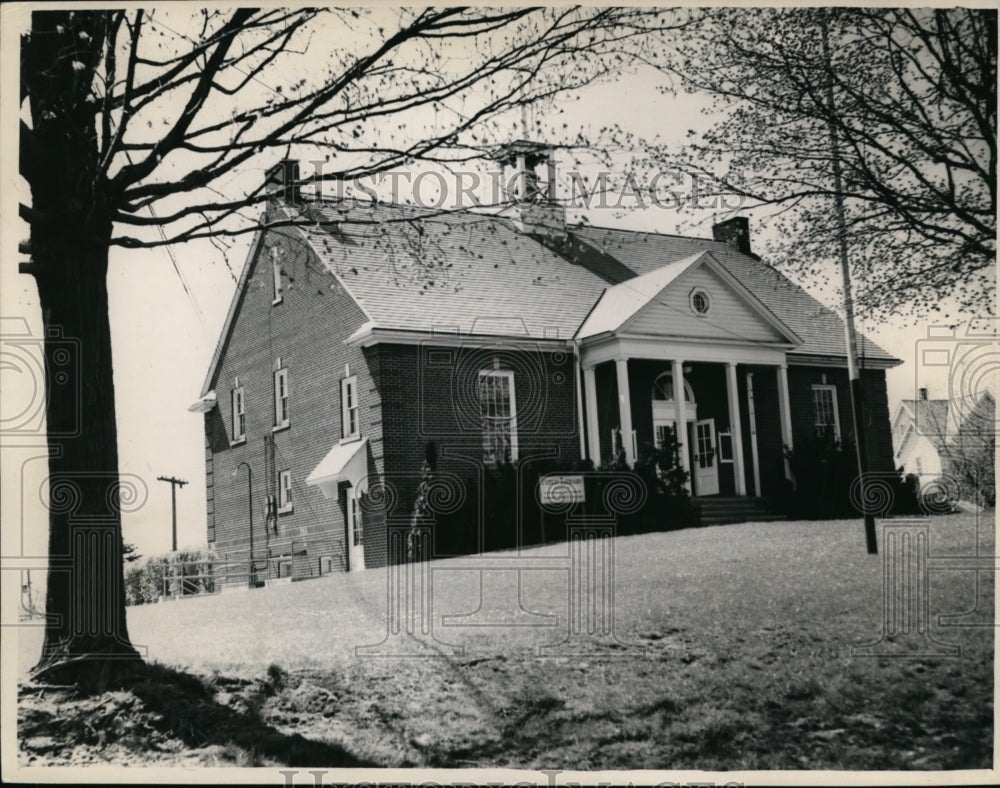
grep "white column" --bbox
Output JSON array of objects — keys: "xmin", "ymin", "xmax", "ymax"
[
  {"xmin": 575, "ymin": 355, "xmax": 587, "ymax": 461},
  {"xmin": 726, "ymin": 362, "xmax": 747, "ymax": 496},
  {"xmin": 777, "ymin": 362, "xmax": 794, "ymax": 483},
  {"xmin": 583, "ymin": 365, "xmax": 601, "ymax": 466},
  {"xmin": 746, "ymin": 372, "xmax": 761, "ymax": 497},
  {"xmin": 615, "ymin": 357, "xmax": 635, "ymax": 467},
  {"xmin": 671, "ymin": 359, "xmax": 690, "ymax": 480}
]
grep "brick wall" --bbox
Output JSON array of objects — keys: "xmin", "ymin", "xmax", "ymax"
[
  {"xmin": 593, "ymin": 360, "xmax": 618, "ymax": 464},
  {"xmin": 204, "ymin": 224, "xmax": 377, "ymax": 580},
  {"xmin": 737, "ymin": 365, "xmax": 785, "ymax": 497},
  {"xmin": 862, "ymin": 368, "xmax": 895, "ymax": 474},
  {"xmin": 375, "ymin": 341, "xmax": 581, "ymax": 560},
  {"xmin": 787, "ymin": 365, "xmax": 895, "ymax": 473}
]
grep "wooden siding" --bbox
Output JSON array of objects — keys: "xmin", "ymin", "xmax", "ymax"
[{"xmin": 624, "ymin": 264, "xmax": 786, "ymax": 344}]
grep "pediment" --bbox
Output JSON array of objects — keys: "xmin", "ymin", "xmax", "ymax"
[{"xmin": 619, "ymin": 253, "xmax": 800, "ymax": 345}]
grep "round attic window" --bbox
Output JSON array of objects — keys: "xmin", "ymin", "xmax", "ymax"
[{"xmin": 690, "ymin": 288, "xmax": 711, "ymax": 316}]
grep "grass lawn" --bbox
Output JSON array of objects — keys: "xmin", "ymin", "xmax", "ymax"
[{"xmin": 17, "ymin": 512, "xmax": 995, "ymax": 770}]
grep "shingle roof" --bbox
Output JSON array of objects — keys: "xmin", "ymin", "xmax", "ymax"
[
  {"xmin": 901, "ymin": 393, "xmax": 995, "ymax": 437},
  {"xmin": 576, "ymin": 253, "xmax": 703, "ymax": 339},
  {"xmin": 571, "ymin": 226, "xmax": 897, "ymax": 363},
  {"xmin": 900, "ymin": 399, "xmax": 951, "ymax": 431},
  {"xmin": 898, "ymin": 398, "xmax": 951, "ymax": 451},
  {"xmin": 288, "ymin": 200, "xmax": 898, "ymax": 363},
  {"xmin": 299, "ymin": 202, "xmax": 607, "ymax": 339}
]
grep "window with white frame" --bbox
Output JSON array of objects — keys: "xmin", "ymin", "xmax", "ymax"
[
  {"xmin": 341, "ymin": 375, "xmax": 359, "ymax": 440},
  {"xmin": 479, "ymin": 369, "xmax": 518, "ymax": 463},
  {"xmin": 274, "ymin": 367, "xmax": 289, "ymax": 428},
  {"xmin": 271, "ymin": 247, "xmax": 283, "ymax": 304},
  {"xmin": 812, "ymin": 384, "xmax": 840, "ymax": 439},
  {"xmin": 231, "ymin": 385, "xmax": 246, "ymax": 442},
  {"xmin": 689, "ymin": 287, "xmax": 711, "ymax": 316},
  {"xmin": 718, "ymin": 431, "xmax": 734, "ymax": 463},
  {"xmin": 278, "ymin": 469, "xmax": 293, "ymax": 513},
  {"xmin": 651, "ymin": 373, "xmax": 692, "ymax": 403}
]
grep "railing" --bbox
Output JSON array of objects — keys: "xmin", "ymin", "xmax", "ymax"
[{"xmin": 156, "ymin": 544, "xmax": 342, "ymax": 600}]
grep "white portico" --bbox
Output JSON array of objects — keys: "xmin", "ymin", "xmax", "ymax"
[{"xmin": 575, "ymin": 252, "xmax": 802, "ymax": 497}]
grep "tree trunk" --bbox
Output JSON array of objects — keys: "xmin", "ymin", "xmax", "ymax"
[
  {"xmin": 23, "ymin": 10, "xmax": 141, "ymax": 687},
  {"xmin": 29, "ymin": 234, "xmax": 142, "ymax": 688}
]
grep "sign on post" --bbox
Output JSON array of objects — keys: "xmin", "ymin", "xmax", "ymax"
[{"xmin": 538, "ymin": 474, "xmax": 585, "ymax": 507}]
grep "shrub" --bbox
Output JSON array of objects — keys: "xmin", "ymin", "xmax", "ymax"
[
  {"xmin": 785, "ymin": 435, "xmax": 922, "ymax": 519},
  {"xmin": 431, "ymin": 435, "xmax": 698, "ymax": 560},
  {"xmin": 435, "ymin": 456, "xmax": 591, "ymax": 557},
  {"xmin": 124, "ymin": 549, "xmax": 217, "ymax": 605},
  {"xmin": 632, "ymin": 428, "xmax": 696, "ymax": 531}
]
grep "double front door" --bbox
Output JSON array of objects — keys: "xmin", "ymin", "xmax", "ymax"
[{"xmin": 654, "ymin": 417, "xmax": 719, "ymax": 496}]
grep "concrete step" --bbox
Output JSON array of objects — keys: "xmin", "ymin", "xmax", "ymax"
[{"xmin": 696, "ymin": 497, "xmax": 787, "ymax": 525}]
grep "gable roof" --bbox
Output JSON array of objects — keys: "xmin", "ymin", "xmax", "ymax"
[
  {"xmin": 898, "ymin": 398, "xmax": 951, "ymax": 432},
  {"xmin": 575, "ymin": 254, "xmax": 700, "ymax": 339},
  {"xmin": 894, "ymin": 398, "xmax": 951, "ymax": 454},
  {"xmin": 198, "ymin": 198, "xmax": 901, "ymax": 397},
  {"xmin": 198, "ymin": 224, "xmax": 267, "ymax": 398},
  {"xmin": 575, "ymin": 251, "xmax": 801, "ymax": 346},
  {"xmin": 299, "ymin": 202, "xmax": 608, "ymax": 340},
  {"xmin": 898, "ymin": 391, "xmax": 995, "ymax": 438},
  {"xmin": 292, "ymin": 202, "xmax": 896, "ymax": 364},
  {"xmin": 571, "ymin": 226, "xmax": 897, "ymax": 364}
]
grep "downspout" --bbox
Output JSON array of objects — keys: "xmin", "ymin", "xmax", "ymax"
[{"xmin": 572, "ymin": 289, "xmax": 607, "ymax": 468}]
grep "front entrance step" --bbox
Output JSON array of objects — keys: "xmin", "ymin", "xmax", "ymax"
[{"xmin": 695, "ymin": 496, "xmax": 787, "ymax": 525}]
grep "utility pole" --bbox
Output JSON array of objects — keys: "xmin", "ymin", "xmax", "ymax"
[
  {"xmin": 157, "ymin": 476, "xmax": 188, "ymax": 552},
  {"xmin": 821, "ymin": 13, "xmax": 877, "ymax": 555}
]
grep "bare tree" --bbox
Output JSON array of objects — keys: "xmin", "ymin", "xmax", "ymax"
[
  {"xmin": 649, "ymin": 6, "xmax": 996, "ymax": 318},
  {"xmin": 919, "ymin": 392, "xmax": 996, "ymax": 507},
  {"xmin": 18, "ymin": 6, "xmax": 677, "ymax": 685}
]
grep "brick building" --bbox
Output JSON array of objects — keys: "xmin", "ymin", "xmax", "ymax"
[{"xmin": 190, "ymin": 144, "xmax": 900, "ymax": 579}]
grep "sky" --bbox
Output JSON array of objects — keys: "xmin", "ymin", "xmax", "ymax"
[{"xmin": 1, "ymin": 7, "xmax": 992, "ymax": 561}]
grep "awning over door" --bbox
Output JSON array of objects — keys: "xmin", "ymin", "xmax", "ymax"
[{"xmin": 305, "ymin": 437, "xmax": 369, "ymax": 499}]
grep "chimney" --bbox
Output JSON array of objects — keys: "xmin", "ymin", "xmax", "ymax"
[
  {"xmin": 494, "ymin": 140, "xmax": 565, "ymax": 240},
  {"xmin": 266, "ymin": 159, "xmax": 301, "ymax": 206},
  {"xmin": 919, "ymin": 387, "xmax": 928, "ymax": 400},
  {"xmin": 712, "ymin": 216, "xmax": 752, "ymax": 256}
]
